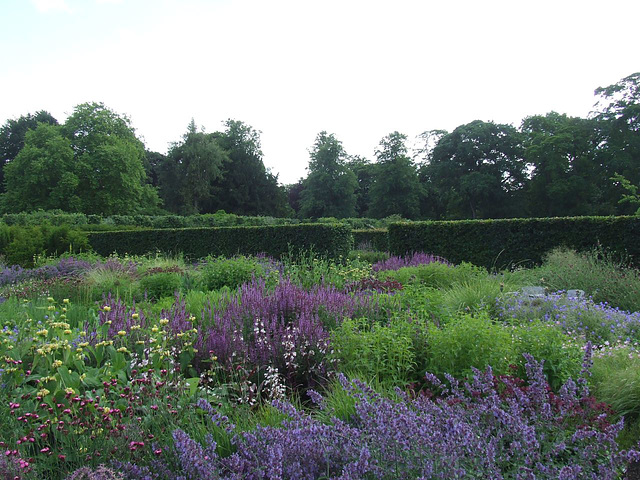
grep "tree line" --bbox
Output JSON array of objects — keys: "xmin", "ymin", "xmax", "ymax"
[{"xmin": 1, "ymin": 72, "xmax": 638, "ymax": 220}]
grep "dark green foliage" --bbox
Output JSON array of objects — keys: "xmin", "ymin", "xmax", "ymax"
[
  {"xmin": 424, "ymin": 120, "xmax": 526, "ymax": 219},
  {"xmin": 352, "ymin": 229, "xmax": 388, "ymax": 251},
  {"xmin": 0, "ymin": 110, "xmax": 58, "ymax": 194},
  {"xmin": 3, "ymin": 124, "xmax": 81, "ymax": 212},
  {"xmin": 368, "ymin": 132, "xmax": 421, "ymax": 219},
  {"xmin": 212, "ymin": 120, "xmax": 291, "ymax": 217},
  {"xmin": 389, "ymin": 216, "xmax": 640, "ymax": 270},
  {"xmin": 88, "ymin": 223, "xmax": 353, "ymax": 261},
  {"xmin": 199, "ymin": 256, "xmax": 265, "ymax": 291},
  {"xmin": 299, "ymin": 132, "xmax": 358, "ymax": 219},
  {"xmin": 521, "ymin": 113, "xmax": 604, "ymax": 217}
]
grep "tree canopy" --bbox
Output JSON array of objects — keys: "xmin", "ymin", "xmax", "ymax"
[{"xmin": 299, "ymin": 132, "xmax": 358, "ymax": 219}]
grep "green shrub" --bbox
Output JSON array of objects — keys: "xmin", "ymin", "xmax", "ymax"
[
  {"xmin": 512, "ymin": 323, "xmax": 582, "ymax": 391},
  {"xmin": 427, "ymin": 312, "xmax": 516, "ymax": 379},
  {"xmin": 0, "ymin": 224, "xmax": 90, "ymax": 267},
  {"xmin": 200, "ymin": 256, "xmax": 265, "ymax": 291},
  {"xmin": 139, "ymin": 272, "xmax": 182, "ymax": 300},
  {"xmin": 388, "ymin": 216, "xmax": 640, "ymax": 270},
  {"xmin": 329, "ymin": 316, "xmax": 423, "ymax": 386}
]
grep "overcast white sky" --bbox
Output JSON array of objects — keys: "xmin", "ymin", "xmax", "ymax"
[{"xmin": 1, "ymin": 0, "xmax": 638, "ymax": 184}]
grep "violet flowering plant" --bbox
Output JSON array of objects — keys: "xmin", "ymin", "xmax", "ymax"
[
  {"xmin": 496, "ymin": 291, "xmax": 640, "ymax": 346},
  {"xmin": 371, "ymin": 252, "xmax": 450, "ymax": 272},
  {"xmin": 157, "ymin": 349, "xmax": 639, "ymax": 480},
  {"xmin": 194, "ymin": 277, "xmax": 384, "ymax": 392}
]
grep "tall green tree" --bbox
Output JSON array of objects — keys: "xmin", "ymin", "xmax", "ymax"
[
  {"xmin": 213, "ymin": 120, "xmax": 290, "ymax": 216},
  {"xmin": 0, "ymin": 110, "xmax": 58, "ymax": 193},
  {"xmin": 346, "ymin": 155, "xmax": 375, "ymax": 217},
  {"xmin": 592, "ymin": 72, "xmax": 640, "ymax": 214},
  {"xmin": 521, "ymin": 112, "xmax": 604, "ymax": 217},
  {"xmin": 161, "ymin": 120, "xmax": 228, "ymax": 214},
  {"xmin": 3, "ymin": 123, "xmax": 81, "ymax": 212},
  {"xmin": 368, "ymin": 132, "xmax": 421, "ymax": 219},
  {"xmin": 61, "ymin": 102, "xmax": 160, "ymax": 215},
  {"xmin": 299, "ymin": 132, "xmax": 357, "ymax": 218},
  {"xmin": 425, "ymin": 121, "xmax": 526, "ymax": 219}
]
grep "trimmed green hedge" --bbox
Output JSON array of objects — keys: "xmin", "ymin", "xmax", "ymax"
[
  {"xmin": 88, "ymin": 223, "xmax": 353, "ymax": 260},
  {"xmin": 352, "ymin": 229, "xmax": 389, "ymax": 252},
  {"xmin": 389, "ymin": 216, "xmax": 640, "ymax": 269}
]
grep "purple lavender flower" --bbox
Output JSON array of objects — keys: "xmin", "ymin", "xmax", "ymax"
[{"xmin": 372, "ymin": 252, "xmax": 450, "ymax": 272}]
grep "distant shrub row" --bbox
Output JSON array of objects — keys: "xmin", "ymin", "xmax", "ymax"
[
  {"xmin": 88, "ymin": 224, "xmax": 353, "ymax": 261},
  {"xmin": 0, "ymin": 210, "xmax": 405, "ymax": 230},
  {"xmin": 388, "ymin": 216, "xmax": 640, "ymax": 269}
]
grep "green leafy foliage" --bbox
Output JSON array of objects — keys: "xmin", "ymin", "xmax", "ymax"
[
  {"xmin": 368, "ymin": 132, "xmax": 421, "ymax": 219},
  {"xmin": 329, "ymin": 316, "xmax": 426, "ymax": 386},
  {"xmin": 299, "ymin": 132, "xmax": 358, "ymax": 219},
  {"xmin": 139, "ymin": 272, "xmax": 182, "ymax": 300},
  {"xmin": 378, "ymin": 262, "xmax": 484, "ymax": 289}
]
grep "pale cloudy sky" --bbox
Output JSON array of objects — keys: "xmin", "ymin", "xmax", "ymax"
[{"xmin": 1, "ymin": 0, "xmax": 638, "ymax": 184}]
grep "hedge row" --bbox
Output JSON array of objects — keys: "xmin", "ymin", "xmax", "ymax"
[
  {"xmin": 352, "ymin": 229, "xmax": 389, "ymax": 252},
  {"xmin": 88, "ymin": 224, "xmax": 353, "ymax": 261},
  {"xmin": 388, "ymin": 216, "xmax": 640, "ymax": 269},
  {"xmin": 1, "ymin": 210, "xmax": 406, "ymax": 230}
]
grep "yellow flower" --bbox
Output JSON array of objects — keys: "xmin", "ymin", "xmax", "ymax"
[
  {"xmin": 78, "ymin": 342, "xmax": 89, "ymax": 348},
  {"xmin": 65, "ymin": 387, "xmax": 75, "ymax": 395},
  {"xmin": 159, "ymin": 318, "xmax": 169, "ymax": 326},
  {"xmin": 63, "ymin": 329, "xmax": 72, "ymax": 335},
  {"xmin": 130, "ymin": 325, "xmax": 141, "ymax": 331},
  {"xmin": 37, "ymin": 329, "xmax": 48, "ymax": 337},
  {"xmin": 117, "ymin": 347, "xmax": 128, "ymax": 353},
  {"xmin": 47, "ymin": 305, "xmax": 55, "ymax": 311},
  {"xmin": 52, "ymin": 360, "xmax": 63, "ymax": 368},
  {"xmin": 63, "ymin": 299, "xmax": 70, "ymax": 304},
  {"xmin": 212, "ymin": 355, "xmax": 218, "ymax": 361},
  {"xmin": 151, "ymin": 326, "xmax": 159, "ymax": 333},
  {"xmin": 47, "ymin": 297, "xmax": 55, "ymax": 303},
  {"xmin": 103, "ymin": 407, "xmax": 111, "ymax": 414},
  {"xmin": 103, "ymin": 306, "xmax": 111, "ymax": 312},
  {"xmin": 38, "ymin": 388, "xmax": 51, "ymax": 397},
  {"xmin": 131, "ymin": 313, "xmax": 139, "ymax": 320},
  {"xmin": 117, "ymin": 330, "xmax": 127, "ymax": 337},
  {"xmin": 135, "ymin": 340, "xmax": 145, "ymax": 345}
]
